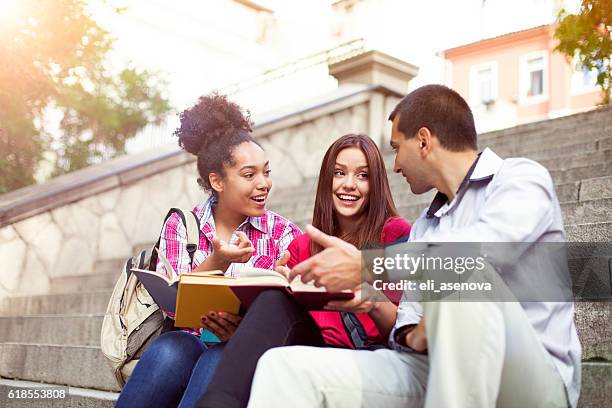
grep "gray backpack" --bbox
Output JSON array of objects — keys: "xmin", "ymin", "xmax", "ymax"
[{"xmin": 100, "ymin": 207, "xmax": 200, "ymax": 386}]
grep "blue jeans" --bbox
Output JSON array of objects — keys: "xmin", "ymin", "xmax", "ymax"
[{"xmin": 115, "ymin": 331, "xmax": 225, "ymax": 408}]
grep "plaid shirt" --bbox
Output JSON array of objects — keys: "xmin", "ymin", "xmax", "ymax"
[{"xmin": 157, "ymin": 195, "xmax": 301, "ymax": 334}]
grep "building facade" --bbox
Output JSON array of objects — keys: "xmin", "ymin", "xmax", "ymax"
[{"xmin": 442, "ymin": 24, "xmax": 602, "ymax": 132}]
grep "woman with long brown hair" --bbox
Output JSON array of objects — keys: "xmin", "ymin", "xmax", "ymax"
[{"xmin": 197, "ymin": 134, "xmax": 411, "ymax": 408}]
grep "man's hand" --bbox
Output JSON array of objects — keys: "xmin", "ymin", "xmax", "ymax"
[
  {"xmin": 404, "ymin": 318, "xmax": 427, "ymax": 353},
  {"xmin": 289, "ymin": 225, "xmax": 362, "ymax": 292},
  {"xmin": 324, "ymin": 283, "xmax": 377, "ymax": 313},
  {"xmin": 275, "ymin": 250, "xmax": 291, "ymax": 279},
  {"xmin": 200, "ymin": 311, "xmax": 242, "ymax": 341}
]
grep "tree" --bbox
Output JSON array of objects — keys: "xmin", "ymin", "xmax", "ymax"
[
  {"xmin": 0, "ymin": 0, "xmax": 171, "ymax": 194},
  {"xmin": 555, "ymin": 0, "xmax": 612, "ymax": 105}
]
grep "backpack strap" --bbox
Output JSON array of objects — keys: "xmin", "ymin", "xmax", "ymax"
[
  {"xmin": 180, "ymin": 209, "xmax": 200, "ymax": 265},
  {"xmin": 150, "ymin": 208, "xmax": 202, "ymax": 270},
  {"xmin": 340, "ymin": 312, "xmax": 370, "ymax": 349},
  {"xmin": 167, "ymin": 207, "xmax": 200, "ymax": 265}
]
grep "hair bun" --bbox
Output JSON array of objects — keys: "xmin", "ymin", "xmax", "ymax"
[{"xmin": 174, "ymin": 92, "xmax": 253, "ymax": 156}]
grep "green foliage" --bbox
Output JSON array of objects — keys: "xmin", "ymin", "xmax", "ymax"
[
  {"xmin": 555, "ymin": 0, "xmax": 612, "ymax": 105},
  {"xmin": 0, "ymin": 0, "xmax": 171, "ymax": 193}
]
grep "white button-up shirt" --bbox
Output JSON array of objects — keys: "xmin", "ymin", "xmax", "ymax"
[{"xmin": 388, "ymin": 147, "xmax": 581, "ymax": 407}]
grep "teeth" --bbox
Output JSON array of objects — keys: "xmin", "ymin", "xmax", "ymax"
[
  {"xmin": 252, "ymin": 196, "xmax": 266, "ymax": 202},
  {"xmin": 338, "ymin": 194, "xmax": 359, "ymax": 201}
]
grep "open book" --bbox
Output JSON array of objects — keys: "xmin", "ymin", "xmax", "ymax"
[{"xmin": 132, "ymin": 262, "xmax": 354, "ymax": 328}]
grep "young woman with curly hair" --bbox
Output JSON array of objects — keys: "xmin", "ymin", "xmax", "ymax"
[{"xmin": 115, "ymin": 94, "xmax": 301, "ymax": 408}]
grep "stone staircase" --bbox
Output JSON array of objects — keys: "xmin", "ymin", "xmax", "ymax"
[
  {"xmin": 0, "ymin": 264, "xmax": 121, "ymax": 406},
  {"xmin": 1, "ymin": 110, "xmax": 611, "ymax": 407}
]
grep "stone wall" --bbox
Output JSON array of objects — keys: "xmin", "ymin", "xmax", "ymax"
[{"xmin": 0, "ymin": 163, "xmax": 200, "ymax": 300}]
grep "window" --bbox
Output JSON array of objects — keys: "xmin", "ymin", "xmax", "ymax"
[
  {"xmin": 469, "ymin": 61, "xmax": 498, "ymax": 109},
  {"xmin": 571, "ymin": 59, "xmax": 600, "ymax": 95},
  {"xmin": 477, "ymin": 67, "xmax": 494, "ymax": 103},
  {"xmin": 527, "ymin": 57, "xmax": 544, "ymax": 96},
  {"xmin": 519, "ymin": 51, "xmax": 548, "ymax": 104},
  {"xmin": 581, "ymin": 67, "xmax": 596, "ymax": 87}
]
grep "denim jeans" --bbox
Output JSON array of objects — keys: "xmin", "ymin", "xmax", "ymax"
[
  {"xmin": 198, "ymin": 289, "xmax": 325, "ymax": 408},
  {"xmin": 115, "ymin": 331, "xmax": 225, "ymax": 408}
]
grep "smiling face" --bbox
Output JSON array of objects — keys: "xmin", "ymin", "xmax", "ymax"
[
  {"xmin": 331, "ymin": 147, "xmax": 370, "ymax": 224},
  {"xmin": 390, "ymin": 113, "xmax": 434, "ymax": 195},
  {"xmin": 210, "ymin": 141, "xmax": 272, "ymax": 217}
]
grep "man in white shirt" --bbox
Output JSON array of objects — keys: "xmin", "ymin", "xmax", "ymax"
[{"xmin": 247, "ymin": 85, "xmax": 581, "ymax": 408}]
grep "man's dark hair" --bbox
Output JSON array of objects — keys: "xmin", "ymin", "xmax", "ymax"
[{"xmin": 388, "ymin": 84, "xmax": 477, "ymax": 151}]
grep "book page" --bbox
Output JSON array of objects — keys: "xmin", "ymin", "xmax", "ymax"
[
  {"xmin": 132, "ymin": 268, "xmax": 178, "ymax": 312},
  {"xmin": 131, "ymin": 268, "xmax": 178, "ymax": 286},
  {"xmin": 239, "ymin": 267, "xmax": 288, "ymax": 281},
  {"xmin": 189, "ymin": 270, "xmax": 225, "ymax": 277},
  {"xmin": 180, "ymin": 272, "xmax": 288, "ymax": 288},
  {"xmin": 288, "ymin": 279, "xmax": 328, "ymax": 293}
]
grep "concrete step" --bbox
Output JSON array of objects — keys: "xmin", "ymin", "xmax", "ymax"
[
  {"xmin": 556, "ymin": 182, "xmax": 580, "ymax": 203},
  {"xmin": 487, "ymin": 134, "xmax": 606, "ymax": 160},
  {"xmin": 480, "ymin": 109, "xmax": 611, "ymax": 146},
  {"xmin": 93, "ymin": 259, "xmax": 126, "ymax": 276},
  {"xmin": 579, "ymin": 175, "xmax": 612, "ymax": 201},
  {"xmin": 483, "ymin": 125, "xmax": 610, "ymax": 156},
  {"xmin": 0, "ymin": 343, "xmax": 120, "ymax": 392},
  {"xmin": 580, "ymin": 361, "xmax": 612, "ymax": 408},
  {"xmin": 49, "ymin": 251, "xmax": 160, "ymax": 294},
  {"xmin": 0, "ymin": 315, "xmax": 103, "ymax": 347},
  {"xmin": 2, "ymin": 301, "xmax": 607, "ymax": 359},
  {"xmin": 1, "ymin": 291, "xmax": 111, "ymax": 316},
  {"xmin": 556, "ymin": 176, "xmax": 612, "ymax": 204},
  {"xmin": 0, "ymin": 347, "xmax": 609, "ymax": 406},
  {"xmin": 566, "ymin": 222, "xmax": 612, "ymax": 242},
  {"xmin": 267, "ymin": 200, "xmax": 315, "ymax": 219},
  {"xmin": 482, "ymin": 130, "xmax": 612, "ymax": 159},
  {"xmin": 0, "ymin": 363, "xmax": 607, "ymax": 407},
  {"xmin": 539, "ymin": 149, "xmax": 612, "ymax": 171},
  {"xmin": 562, "ymin": 198, "xmax": 612, "ymax": 225},
  {"xmin": 267, "ymin": 179, "xmax": 318, "ymax": 202},
  {"xmin": 550, "ymin": 163, "xmax": 612, "ymax": 184},
  {"xmin": 576, "ymin": 302, "xmax": 612, "ymax": 361},
  {"xmin": 0, "ymin": 378, "xmax": 117, "ymax": 407},
  {"xmin": 49, "ymin": 271, "xmax": 120, "ymax": 294},
  {"xmin": 527, "ymin": 137, "xmax": 611, "ymax": 161}
]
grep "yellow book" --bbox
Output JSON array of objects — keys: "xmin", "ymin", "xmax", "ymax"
[{"xmin": 131, "ymin": 267, "xmax": 354, "ymax": 328}]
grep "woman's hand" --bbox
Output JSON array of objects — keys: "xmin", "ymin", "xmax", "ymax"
[
  {"xmin": 212, "ymin": 231, "xmax": 254, "ymax": 264},
  {"xmin": 275, "ymin": 250, "xmax": 291, "ymax": 279},
  {"xmin": 200, "ymin": 311, "xmax": 243, "ymax": 341},
  {"xmin": 194, "ymin": 232, "xmax": 254, "ymax": 273},
  {"xmin": 323, "ymin": 283, "xmax": 378, "ymax": 314}
]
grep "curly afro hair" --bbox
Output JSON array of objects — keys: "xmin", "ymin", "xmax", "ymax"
[{"xmin": 174, "ymin": 93, "xmax": 259, "ymax": 194}]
